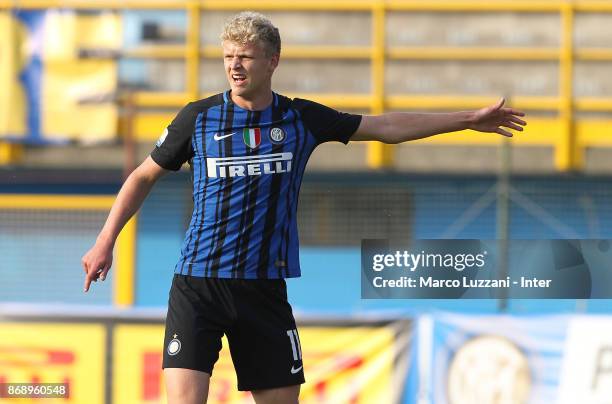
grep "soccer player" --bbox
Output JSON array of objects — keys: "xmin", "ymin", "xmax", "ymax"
[{"xmin": 81, "ymin": 11, "xmax": 526, "ymax": 404}]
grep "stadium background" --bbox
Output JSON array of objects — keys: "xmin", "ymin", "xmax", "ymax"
[{"xmin": 2, "ymin": 1, "xmax": 612, "ymax": 403}]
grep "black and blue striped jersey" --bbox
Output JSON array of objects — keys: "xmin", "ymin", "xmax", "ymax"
[{"xmin": 151, "ymin": 91, "xmax": 361, "ymax": 279}]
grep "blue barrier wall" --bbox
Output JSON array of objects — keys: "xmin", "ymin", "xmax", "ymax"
[
  {"xmin": 0, "ymin": 170, "xmax": 120, "ymax": 305},
  {"xmin": 2, "ymin": 169, "xmax": 612, "ymax": 312}
]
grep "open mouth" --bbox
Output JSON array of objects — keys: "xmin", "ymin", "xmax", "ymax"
[{"xmin": 232, "ymin": 73, "xmax": 246, "ymax": 84}]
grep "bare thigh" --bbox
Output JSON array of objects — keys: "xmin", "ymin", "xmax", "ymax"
[
  {"xmin": 164, "ymin": 368, "xmax": 211, "ymax": 404},
  {"xmin": 251, "ymin": 384, "xmax": 300, "ymax": 404}
]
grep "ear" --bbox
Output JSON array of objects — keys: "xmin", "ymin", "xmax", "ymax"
[{"xmin": 269, "ymin": 53, "xmax": 280, "ymax": 72}]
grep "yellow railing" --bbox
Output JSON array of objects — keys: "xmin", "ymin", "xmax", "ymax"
[
  {"xmin": 0, "ymin": 194, "xmax": 137, "ymax": 307},
  {"xmin": 2, "ymin": 0, "xmax": 612, "ymax": 170}
]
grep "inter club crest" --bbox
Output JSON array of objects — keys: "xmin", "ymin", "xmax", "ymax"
[
  {"xmin": 243, "ymin": 128, "xmax": 261, "ymax": 149},
  {"xmin": 269, "ymin": 127, "xmax": 286, "ymax": 144}
]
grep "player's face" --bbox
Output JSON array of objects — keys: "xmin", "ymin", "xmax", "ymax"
[{"xmin": 223, "ymin": 40, "xmax": 278, "ymax": 99}]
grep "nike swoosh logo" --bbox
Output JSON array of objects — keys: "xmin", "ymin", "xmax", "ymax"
[
  {"xmin": 290, "ymin": 365, "xmax": 303, "ymax": 374},
  {"xmin": 213, "ymin": 132, "xmax": 237, "ymax": 141}
]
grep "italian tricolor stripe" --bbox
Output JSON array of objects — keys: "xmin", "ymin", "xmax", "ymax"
[{"xmin": 243, "ymin": 128, "xmax": 261, "ymax": 148}]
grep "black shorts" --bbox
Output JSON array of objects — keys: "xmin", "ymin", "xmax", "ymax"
[{"xmin": 162, "ymin": 274, "xmax": 305, "ymax": 391}]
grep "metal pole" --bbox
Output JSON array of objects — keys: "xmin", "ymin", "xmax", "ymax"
[
  {"xmin": 496, "ymin": 111, "xmax": 512, "ymax": 311},
  {"xmin": 122, "ymin": 91, "xmax": 137, "ymax": 179}
]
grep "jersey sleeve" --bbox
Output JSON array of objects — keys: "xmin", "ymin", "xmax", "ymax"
[
  {"xmin": 294, "ymin": 98, "xmax": 362, "ymax": 145},
  {"xmin": 150, "ymin": 102, "xmax": 197, "ymax": 171}
]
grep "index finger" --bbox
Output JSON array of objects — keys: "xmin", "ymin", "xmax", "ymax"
[
  {"xmin": 83, "ymin": 268, "xmax": 99, "ymax": 292},
  {"xmin": 503, "ymin": 108, "xmax": 525, "ymax": 117},
  {"xmin": 84, "ymin": 273, "xmax": 92, "ymax": 292}
]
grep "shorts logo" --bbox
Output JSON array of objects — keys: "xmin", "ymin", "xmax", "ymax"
[
  {"xmin": 243, "ymin": 128, "xmax": 261, "ymax": 149},
  {"xmin": 269, "ymin": 127, "xmax": 286, "ymax": 144},
  {"xmin": 287, "ymin": 328, "xmax": 303, "ymax": 375},
  {"xmin": 167, "ymin": 335, "xmax": 182, "ymax": 356},
  {"xmin": 156, "ymin": 128, "xmax": 168, "ymax": 147}
]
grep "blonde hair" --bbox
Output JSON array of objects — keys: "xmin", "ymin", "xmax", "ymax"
[{"xmin": 220, "ymin": 11, "xmax": 281, "ymax": 56}]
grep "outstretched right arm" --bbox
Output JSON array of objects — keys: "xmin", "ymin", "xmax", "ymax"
[{"xmin": 81, "ymin": 156, "xmax": 168, "ymax": 292}]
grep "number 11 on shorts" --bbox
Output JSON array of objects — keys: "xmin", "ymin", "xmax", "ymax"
[{"xmin": 286, "ymin": 329, "xmax": 302, "ymax": 360}]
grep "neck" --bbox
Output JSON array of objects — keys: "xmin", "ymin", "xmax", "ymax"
[{"xmin": 230, "ymin": 89, "xmax": 273, "ymax": 111}]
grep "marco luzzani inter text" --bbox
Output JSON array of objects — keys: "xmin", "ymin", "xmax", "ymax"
[{"xmin": 370, "ymin": 251, "xmax": 552, "ymax": 289}]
